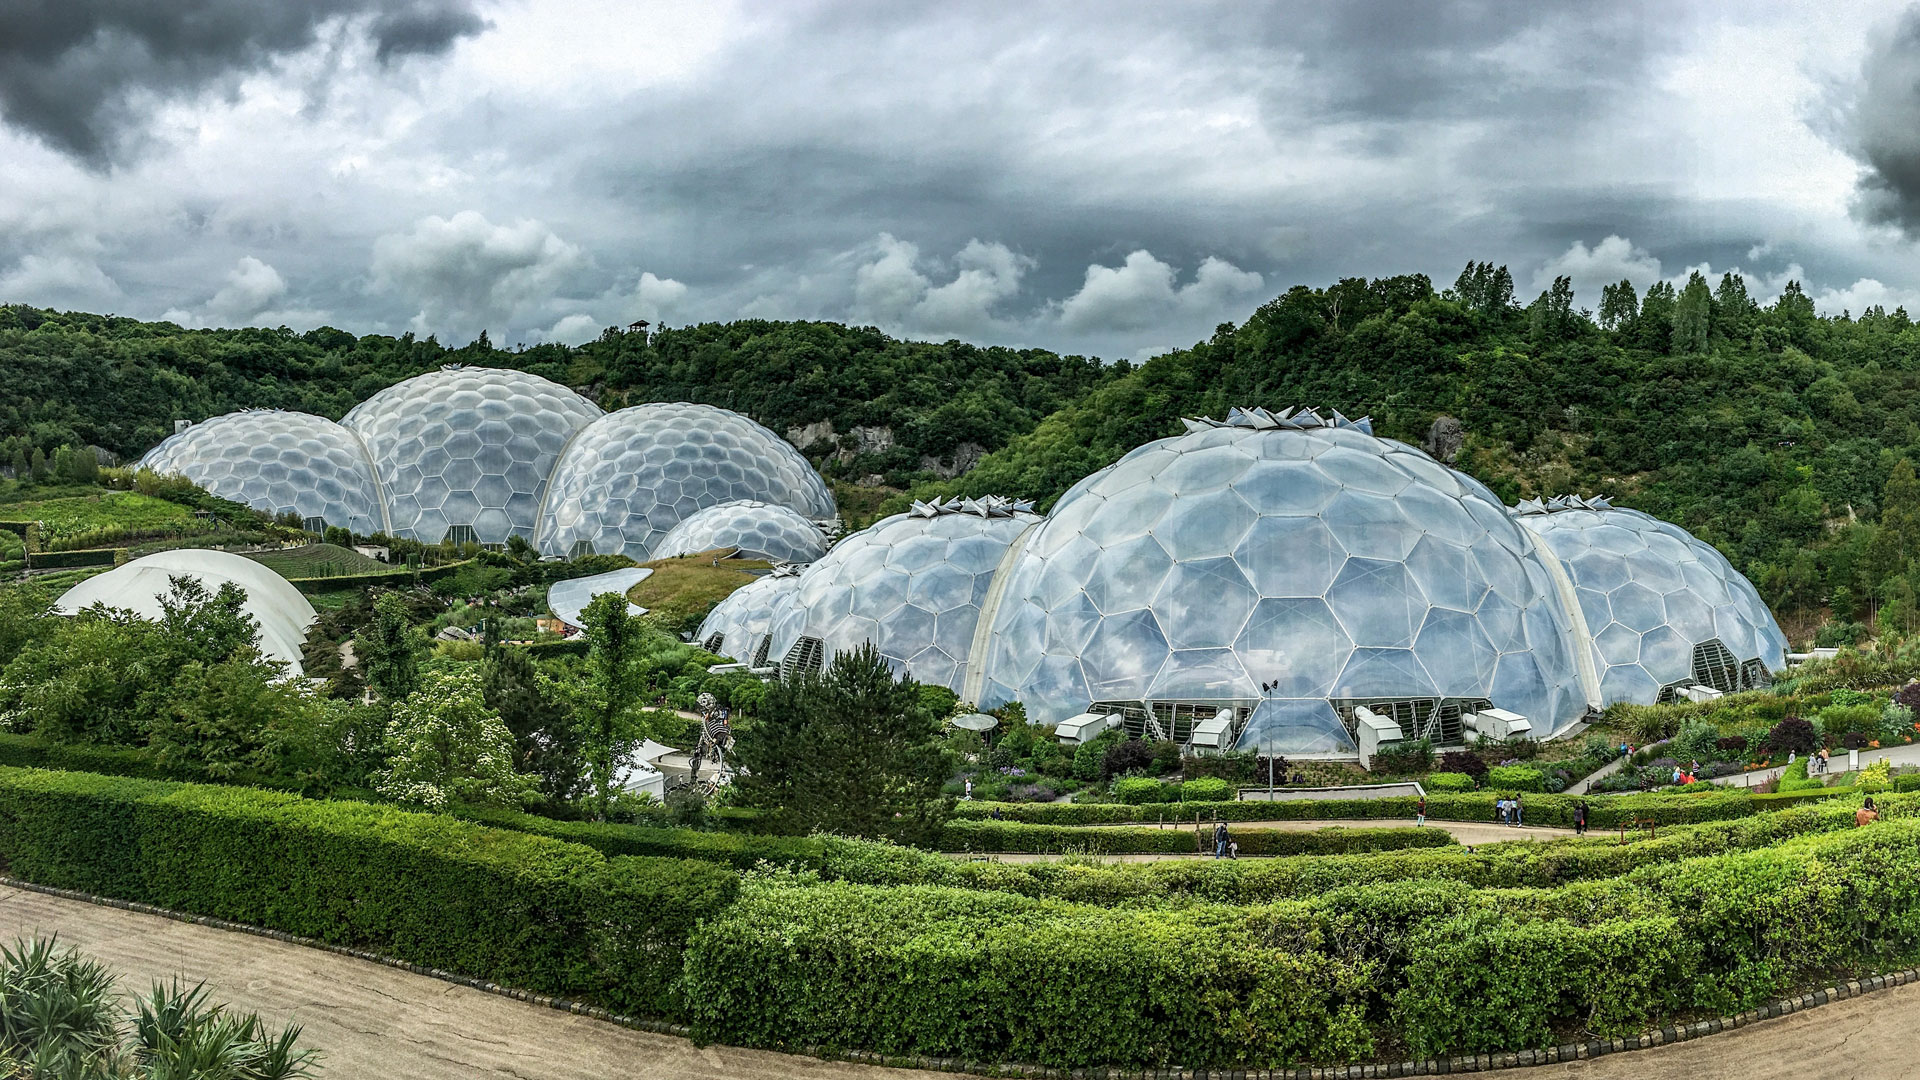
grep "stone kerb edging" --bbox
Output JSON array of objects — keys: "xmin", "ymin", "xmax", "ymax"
[{"xmin": 1, "ymin": 873, "xmax": 1912, "ymax": 1079}]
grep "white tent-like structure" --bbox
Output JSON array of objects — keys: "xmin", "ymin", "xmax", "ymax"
[{"xmin": 53, "ymin": 549, "xmax": 317, "ymax": 674}]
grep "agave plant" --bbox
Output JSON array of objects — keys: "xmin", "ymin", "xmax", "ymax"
[{"xmin": 0, "ymin": 939, "xmax": 319, "ymax": 1079}]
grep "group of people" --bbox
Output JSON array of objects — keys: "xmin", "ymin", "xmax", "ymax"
[{"xmin": 1495, "ymin": 795, "xmax": 1524, "ymax": 826}]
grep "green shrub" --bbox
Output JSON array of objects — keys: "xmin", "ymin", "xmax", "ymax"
[
  {"xmin": 1179, "ymin": 777, "xmax": 1232, "ymax": 802},
  {"xmin": 938, "ymin": 819, "xmax": 1454, "ymax": 857},
  {"xmin": 952, "ymin": 788, "xmax": 1787, "ymax": 828},
  {"xmin": 1111, "ymin": 776, "xmax": 1170, "ymax": 804},
  {"xmin": 1424, "ymin": 772, "xmax": 1475, "ymax": 792},
  {"xmin": 682, "ymin": 878, "xmax": 1373, "ymax": 1069},
  {"xmin": 0, "ymin": 766, "xmax": 738, "ymax": 1022},
  {"xmin": 1483, "ymin": 765, "xmax": 1544, "ymax": 793}
]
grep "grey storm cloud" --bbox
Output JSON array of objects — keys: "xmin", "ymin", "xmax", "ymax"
[
  {"xmin": 0, "ymin": 0, "xmax": 1913, "ymax": 357},
  {"xmin": 0, "ymin": 0, "xmax": 488, "ymax": 166},
  {"xmin": 1848, "ymin": 5, "xmax": 1920, "ymax": 235}
]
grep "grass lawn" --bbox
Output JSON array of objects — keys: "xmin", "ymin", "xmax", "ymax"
[
  {"xmin": 1, "ymin": 492, "xmax": 194, "ymax": 545},
  {"xmin": 242, "ymin": 543, "xmax": 392, "ymax": 578},
  {"xmin": 630, "ymin": 550, "xmax": 771, "ymax": 632}
]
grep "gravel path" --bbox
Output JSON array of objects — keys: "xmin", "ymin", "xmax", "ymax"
[{"xmin": 0, "ymin": 883, "xmax": 1903, "ymax": 1078}]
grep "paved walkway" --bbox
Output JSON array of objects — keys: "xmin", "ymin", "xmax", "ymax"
[
  {"xmin": 1704, "ymin": 741, "xmax": 1920, "ymax": 788},
  {"xmin": 0, "ymin": 885, "xmax": 1908, "ymax": 1079}
]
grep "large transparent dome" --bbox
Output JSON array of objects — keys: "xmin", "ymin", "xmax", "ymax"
[
  {"xmin": 696, "ymin": 569, "xmax": 804, "ymax": 667},
  {"xmin": 976, "ymin": 408, "xmax": 1591, "ymax": 751},
  {"xmin": 1515, "ymin": 495, "xmax": 1788, "ymax": 704},
  {"xmin": 766, "ymin": 497, "xmax": 1039, "ymax": 694},
  {"xmin": 535, "ymin": 403, "xmax": 835, "ymax": 560},
  {"xmin": 341, "ymin": 365, "xmax": 602, "ymax": 544},
  {"xmin": 137, "ymin": 410, "xmax": 387, "ymax": 536},
  {"xmin": 654, "ymin": 500, "xmax": 828, "ymax": 564}
]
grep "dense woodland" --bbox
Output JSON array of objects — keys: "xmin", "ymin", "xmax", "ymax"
[{"xmin": 7, "ymin": 261, "xmax": 1920, "ymax": 637}]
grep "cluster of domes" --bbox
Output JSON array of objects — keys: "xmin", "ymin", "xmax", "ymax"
[
  {"xmin": 700, "ymin": 409, "xmax": 1788, "ymax": 753},
  {"xmin": 137, "ymin": 367, "xmax": 836, "ymax": 556}
]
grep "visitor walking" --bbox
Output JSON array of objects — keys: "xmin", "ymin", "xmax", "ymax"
[
  {"xmin": 1228, "ymin": 838, "xmax": 1239, "ymax": 859},
  {"xmin": 1213, "ymin": 821, "xmax": 1229, "ymax": 858},
  {"xmin": 1494, "ymin": 797, "xmax": 1506, "ymax": 825},
  {"xmin": 1511, "ymin": 795, "xmax": 1524, "ymax": 827},
  {"xmin": 1416, "ymin": 795, "xmax": 1427, "ymax": 827},
  {"xmin": 963, "ymin": 778, "xmax": 972, "ymax": 800},
  {"xmin": 1575, "ymin": 799, "xmax": 1589, "ymax": 836}
]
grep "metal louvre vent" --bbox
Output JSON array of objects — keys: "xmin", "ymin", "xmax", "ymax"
[
  {"xmin": 702, "ymin": 633, "xmax": 724, "ymax": 654},
  {"xmin": 1330, "ymin": 698, "xmax": 1491, "ymax": 746},
  {"xmin": 302, "ymin": 516, "xmax": 327, "ymax": 534},
  {"xmin": 781, "ymin": 636, "xmax": 826, "ymax": 680},
  {"xmin": 570, "ymin": 540, "xmax": 596, "ymax": 558},
  {"xmin": 1739, "ymin": 658, "xmax": 1772, "ymax": 690},
  {"xmin": 1691, "ymin": 639, "xmax": 1740, "ymax": 692},
  {"xmin": 1088, "ymin": 701, "xmax": 1246, "ymax": 745},
  {"xmin": 751, "ymin": 635, "xmax": 773, "ymax": 668},
  {"xmin": 445, "ymin": 524, "xmax": 479, "ymax": 546}
]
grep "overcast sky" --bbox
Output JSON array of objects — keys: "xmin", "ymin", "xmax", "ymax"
[{"xmin": 6, "ymin": 1, "xmax": 1920, "ymax": 360}]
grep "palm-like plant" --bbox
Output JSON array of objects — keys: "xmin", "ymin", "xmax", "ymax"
[{"xmin": 0, "ymin": 938, "xmax": 319, "ymax": 1079}]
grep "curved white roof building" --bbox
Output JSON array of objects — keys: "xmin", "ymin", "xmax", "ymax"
[
  {"xmin": 653, "ymin": 500, "xmax": 828, "ymax": 564},
  {"xmin": 54, "ymin": 549, "xmax": 317, "ymax": 674}
]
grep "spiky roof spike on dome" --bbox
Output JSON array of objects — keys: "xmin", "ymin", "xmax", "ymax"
[
  {"xmin": 908, "ymin": 494, "xmax": 1034, "ymax": 518},
  {"xmin": 1183, "ymin": 406, "xmax": 1374, "ymax": 436},
  {"xmin": 1518, "ymin": 494, "xmax": 1615, "ymax": 515},
  {"xmin": 769, "ymin": 562, "xmax": 807, "ymax": 577}
]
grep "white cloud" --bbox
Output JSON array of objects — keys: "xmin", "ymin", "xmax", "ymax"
[
  {"xmin": 370, "ymin": 210, "xmax": 583, "ymax": 339},
  {"xmin": 1055, "ymin": 250, "xmax": 1262, "ymax": 332},
  {"xmin": 1811, "ymin": 277, "xmax": 1920, "ymax": 316},
  {"xmin": 627, "ymin": 271, "xmax": 689, "ymax": 325},
  {"xmin": 846, "ymin": 233, "xmax": 1032, "ymax": 337},
  {"xmin": 544, "ymin": 313, "xmax": 602, "ymax": 344},
  {"xmin": 0, "ymin": 252, "xmax": 121, "ymax": 309},
  {"xmin": 1534, "ymin": 235, "xmax": 1664, "ymax": 301}
]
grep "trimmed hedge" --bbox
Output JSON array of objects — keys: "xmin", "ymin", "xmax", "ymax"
[
  {"xmin": 684, "ymin": 879, "xmax": 1372, "ymax": 1067},
  {"xmin": 1424, "ymin": 772, "xmax": 1475, "ymax": 792},
  {"xmin": 284, "ymin": 558, "xmax": 473, "ymax": 594},
  {"xmin": 1484, "ymin": 764, "xmax": 1544, "ymax": 792},
  {"xmin": 939, "ymin": 819, "xmax": 1455, "ymax": 857},
  {"xmin": 25, "ymin": 547, "xmax": 119, "ymax": 569},
  {"xmin": 0, "ymin": 733, "xmax": 190, "ymax": 781},
  {"xmin": 953, "ymin": 789, "xmax": 1794, "ymax": 828},
  {"xmin": 0, "ymin": 766, "xmax": 737, "ymax": 1021}
]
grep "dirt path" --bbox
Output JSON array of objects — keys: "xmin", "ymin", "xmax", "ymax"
[{"xmin": 0, "ymin": 884, "xmax": 1904, "ymax": 1079}]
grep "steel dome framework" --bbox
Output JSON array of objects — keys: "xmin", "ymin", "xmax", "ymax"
[
  {"xmin": 696, "ymin": 568, "xmax": 805, "ymax": 668},
  {"xmin": 766, "ymin": 496, "xmax": 1039, "ymax": 694},
  {"xmin": 135, "ymin": 410, "xmax": 387, "ymax": 537},
  {"xmin": 535, "ymin": 403, "xmax": 837, "ymax": 561},
  {"xmin": 1514, "ymin": 495, "xmax": 1788, "ymax": 704},
  {"xmin": 341, "ymin": 366, "xmax": 604, "ymax": 545},
  {"xmin": 969, "ymin": 409, "xmax": 1592, "ymax": 751},
  {"xmin": 653, "ymin": 499, "xmax": 829, "ymax": 564}
]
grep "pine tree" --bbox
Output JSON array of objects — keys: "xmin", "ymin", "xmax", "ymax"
[
  {"xmin": 1598, "ymin": 279, "xmax": 1639, "ymax": 330},
  {"xmin": 731, "ymin": 642, "xmax": 951, "ymax": 842}
]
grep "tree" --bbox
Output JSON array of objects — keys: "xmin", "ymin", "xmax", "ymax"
[
  {"xmin": 1671, "ymin": 270, "xmax": 1712, "ymax": 353},
  {"xmin": 356, "ymin": 593, "xmax": 423, "ymax": 708},
  {"xmin": 731, "ymin": 642, "xmax": 952, "ymax": 842},
  {"xmin": 27, "ymin": 447, "xmax": 46, "ymax": 482},
  {"xmin": 567, "ymin": 592, "xmax": 654, "ymax": 819},
  {"xmin": 155, "ymin": 576, "xmax": 259, "ymax": 667},
  {"xmin": 482, "ymin": 646, "xmax": 583, "ymax": 802},
  {"xmin": 1597, "ymin": 279, "xmax": 1638, "ymax": 330},
  {"xmin": 376, "ymin": 666, "xmax": 534, "ymax": 811}
]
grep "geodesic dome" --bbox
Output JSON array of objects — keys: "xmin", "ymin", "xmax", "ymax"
[
  {"xmin": 535, "ymin": 403, "xmax": 836, "ymax": 560},
  {"xmin": 975, "ymin": 408, "xmax": 1592, "ymax": 752},
  {"xmin": 696, "ymin": 568, "xmax": 804, "ymax": 667},
  {"xmin": 54, "ymin": 549, "xmax": 317, "ymax": 674},
  {"xmin": 767, "ymin": 496, "xmax": 1039, "ymax": 694},
  {"xmin": 654, "ymin": 500, "xmax": 828, "ymax": 564},
  {"xmin": 136, "ymin": 410, "xmax": 387, "ymax": 536},
  {"xmin": 1514, "ymin": 495, "xmax": 1788, "ymax": 705},
  {"xmin": 340, "ymin": 365, "xmax": 602, "ymax": 545}
]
